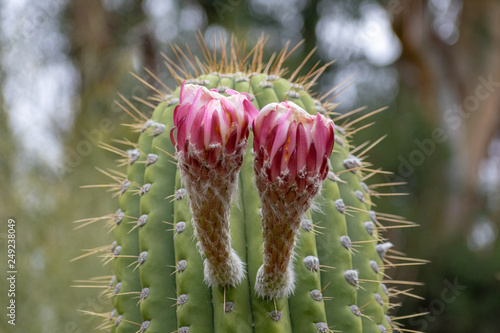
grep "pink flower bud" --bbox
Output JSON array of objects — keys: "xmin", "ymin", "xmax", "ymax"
[
  {"xmin": 171, "ymin": 83, "xmax": 258, "ymax": 159},
  {"xmin": 252, "ymin": 101, "xmax": 335, "ymax": 299},
  {"xmin": 169, "ymin": 83, "xmax": 258, "ymax": 288},
  {"xmin": 253, "ymin": 101, "xmax": 335, "ymax": 190}
]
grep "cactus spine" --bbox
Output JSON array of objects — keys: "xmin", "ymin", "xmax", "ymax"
[{"xmin": 78, "ymin": 37, "xmax": 421, "ymax": 333}]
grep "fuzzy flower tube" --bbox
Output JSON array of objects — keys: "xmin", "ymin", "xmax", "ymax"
[
  {"xmin": 170, "ymin": 83, "xmax": 258, "ymax": 287},
  {"xmin": 253, "ymin": 101, "xmax": 335, "ymax": 298}
]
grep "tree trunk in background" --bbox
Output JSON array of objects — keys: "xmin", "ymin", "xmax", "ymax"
[
  {"xmin": 67, "ymin": 0, "xmax": 152, "ymax": 135},
  {"xmin": 392, "ymin": 0, "xmax": 500, "ymax": 236}
]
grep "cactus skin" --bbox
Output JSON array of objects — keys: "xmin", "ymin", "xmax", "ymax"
[
  {"xmin": 138, "ymin": 97, "xmax": 179, "ymax": 332},
  {"xmin": 111, "ymin": 107, "xmax": 159, "ymax": 333},
  {"xmin": 331, "ymin": 129, "xmax": 391, "ymax": 332},
  {"xmin": 311, "ymin": 169, "xmax": 362, "ymax": 332},
  {"xmin": 173, "ymin": 169, "xmax": 214, "ymax": 331},
  {"xmin": 81, "ymin": 39, "xmax": 421, "ymax": 333},
  {"xmin": 288, "ymin": 211, "xmax": 329, "ymax": 332}
]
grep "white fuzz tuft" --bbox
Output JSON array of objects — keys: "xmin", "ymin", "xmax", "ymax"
[
  {"xmin": 203, "ymin": 250, "xmax": 245, "ymax": 287},
  {"xmin": 254, "ymin": 264, "xmax": 295, "ymax": 299}
]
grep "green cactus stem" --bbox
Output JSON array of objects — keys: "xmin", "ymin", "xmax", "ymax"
[{"xmin": 77, "ymin": 36, "xmax": 422, "ymax": 333}]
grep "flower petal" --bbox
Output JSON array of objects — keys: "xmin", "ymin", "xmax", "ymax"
[
  {"xmin": 306, "ymin": 144, "xmax": 317, "ymax": 174},
  {"xmin": 280, "ymin": 121, "xmax": 297, "ymax": 173},
  {"xmin": 325, "ymin": 123, "xmax": 335, "ymax": 157},
  {"xmin": 296, "ymin": 123, "xmax": 308, "ymax": 172},
  {"xmin": 270, "ymin": 147, "xmax": 283, "ymax": 180},
  {"xmin": 313, "ymin": 115, "xmax": 327, "ymax": 168},
  {"xmin": 170, "ymin": 127, "xmax": 177, "ymax": 147},
  {"xmin": 287, "ymin": 148, "xmax": 298, "ymax": 183},
  {"xmin": 209, "ymin": 110, "xmax": 223, "ymax": 146},
  {"xmin": 190, "ymin": 106, "xmax": 206, "ymax": 147},
  {"xmin": 176, "ymin": 117, "xmax": 187, "ymax": 150},
  {"xmin": 225, "ymin": 128, "xmax": 238, "ymax": 154},
  {"xmin": 270, "ymin": 107, "xmax": 292, "ymax": 162},
  {"xmin": 243, "ymin": 98, "xmax": 258, "ymax": 122}
]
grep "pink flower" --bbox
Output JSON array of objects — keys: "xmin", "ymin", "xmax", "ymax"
[
  {"xmin": 169, "ymin": 83, "xmax": 258, "ymax": 287},
  {"xmin": 253, "ymin": 101, "xmax": 335, "ymax": 187},
  {"xmin": 171, "ymin": 83, "xmax": 258, "ymax": 160},
  {"xmin": 252, "ymin": 101, "xmax": 335, "ymax": 298}
]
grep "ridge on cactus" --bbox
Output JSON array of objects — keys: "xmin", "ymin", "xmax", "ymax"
[
  {"xmin": 76, "ymin": 34, "xmax": 424, "ymax": 333},
  {"xmin": 171, "ymin": 83, "xmax": 258, "ymax": 287},
  {"xmin": 253, "ymin": 101, "xmax": 335, "ymax": 298}
]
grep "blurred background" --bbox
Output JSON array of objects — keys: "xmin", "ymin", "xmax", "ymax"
[{"xmin": 1, "ymin": 0, "xmax": 499, "ymax": 332}]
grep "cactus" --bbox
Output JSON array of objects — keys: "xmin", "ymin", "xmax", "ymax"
[{"xmin": 77, "ymin": 36, "xmax": 422, "ymax": 333}]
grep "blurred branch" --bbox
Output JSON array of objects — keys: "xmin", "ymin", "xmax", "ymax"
[
  {"xmin": 65, "ymin": 0, "xmax": 155, "ymax": 143},
  {"xmin": 392, "ymin": 0, "xmax": 439, "ymax": 126},
  {"xmin": 391, "ymin": 0, "xmax": 500, "ymax": 234}
]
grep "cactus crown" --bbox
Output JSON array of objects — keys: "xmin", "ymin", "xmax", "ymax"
[{"xmin": 77, "ymin": 34, "xmax": 422, "ymax": 333}]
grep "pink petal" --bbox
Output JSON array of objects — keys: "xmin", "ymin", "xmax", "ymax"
[
  {"xmin": 183, "ymin": 89, "xmax": 204, "ymax": 130},
  {"xmin": 207, "ymin": 148, "xmax": 217, "ymax": 165},
  {"xmin": 254, "ymin": 107, "xmax": 276, "ymax": 136},
  {"xmin": 176, "ymin": 117, "xmax": 187, "ymax": 150},
  {"xmin": 207, "ymin": 144, "xmax": 223, "ymax": 165},
  {"xmin": 209, "ymin": 111, "xmax": 223, "ymax": 146},
  {"xmin": 173, "ymin": 104, "xmax": 181, "ymax": 126},
  {"xmin": 219, "ymin": 100, "xmax": 232, "ymax": 134},
  {"xmin": 185, "ymin": 109, "xmax": 204, "ymax": 151},
  {"xmin": 179, "ymin": 83, "xmax": 203, "ymax": 105},
  {"xmin": 280, "ymin": 121, "xmax": 297, "ymax": 173},
  {"xmin": 306, "ymin": 144, "xmax": 317, "ymax": 173},
  {"xmin": 243, "ymin": 98, "xmax": 259, "ymax": 122},
  {"xmin": 296, "ymin": 123, "xmax": 308, "ymax": 172},
  {"xmin": 287, "ymin": 149, "xmax": 298, "ymax": 183},
  {"xmin": 242, "ymin": 121, "xmax": 249, "ymax": 140},
  {"xmin": 253, "ymin": 131, "xmax": 261, "ymax": 152},
  {"xmin": 194, "ymin": 123, "xmax": 205, "ymax": 151},
  {"xmin": 225, "ymin": 128, "xmax": 238, "ymax": 154},
  {"xmin": 319, "ymin": 156, "xmax": 329, "ymax": 180},
  {"xmin": 285, "ymin": 121, "xmax": 297, "ymax": 161},
  {"xmin": 325, "ymin": 123, "xmax": 335, "ymax": 157},
  {"xmin": 265, "ymin": 124, "xmax": 280, "ymax": 154},
  {"xmin": 225, "ymin": 89, "xmax": 238, "ymax": 95},
  {"xmin": 255, "ymin": 110, "xmax": 277, "ymax": 149},
  {"xmin": 170, "ymin": 127, "xmax": 177, "ymax": 147},
  {"xmin": 203, "ymin": 103, "xmax": 214, "ymax": 147},
  {"xmin": 173, "ymin": 104, "xmax": 189, "ymax": 127},
  {"xmin": 190, "ymin": 106, "xmax": 206, "ymax": 145},
  {"xmin": 270, "ymin": 147, "xmax": 283, "ymax": 181},
  {"xmin": 313, "ymin": 115, "xmax": 327, "ymax": 168},
  {"xmin": 241, "ymin": 112, "xmax": 249, "ymax": 134},
  {"xmin": 269, "ymin": 108, "xmax": 292, "ymax": 162}
]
